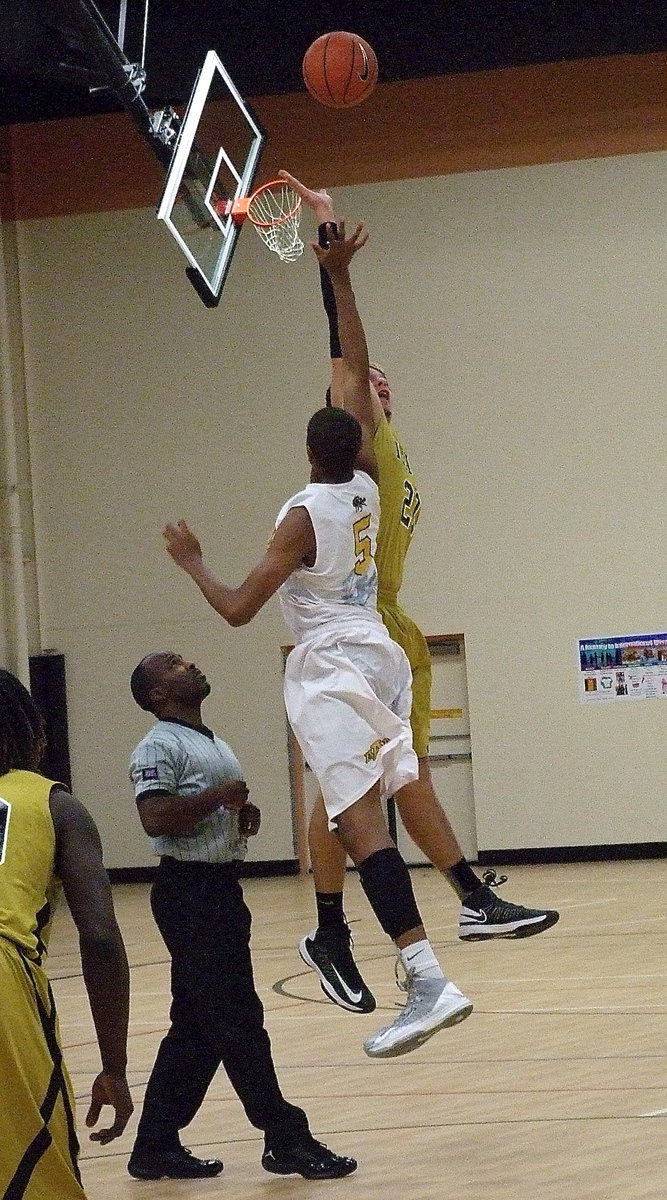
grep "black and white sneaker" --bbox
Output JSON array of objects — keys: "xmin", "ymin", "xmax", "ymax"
[
  {"xmin": 298, "ymin": 926, "xmax": 376, "ymax": 1013},
  {"xmin": 459, "ymin": 871, "xmax": 560, "ymax": 940},
  {"xmin": 262, "ymin": 1138, "xmax": 357, "ymax": 1180},
  {"xmin": 128, "ymin": 1146, "xmax": 224, "ymax": 1179}
]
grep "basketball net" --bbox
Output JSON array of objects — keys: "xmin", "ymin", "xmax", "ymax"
[{"xmin": 233, "ymin": 181, "xmax": 304, "ymax": 262}]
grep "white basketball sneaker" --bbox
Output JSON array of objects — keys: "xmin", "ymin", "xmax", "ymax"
[{"xmin": 363, "ymin": 973, "xmax": 473, "ymax": 1059}]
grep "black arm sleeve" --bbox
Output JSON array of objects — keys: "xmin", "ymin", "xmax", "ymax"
[{"xmin": 318, "ymin": 221, "xmax": 341, "ymax": 360}]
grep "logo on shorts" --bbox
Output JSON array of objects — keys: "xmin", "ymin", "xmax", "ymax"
[
  {"xmin": 141, "ymin": 767, "xmax": 159, "ymax": 781},
  {"xmin": 353, "ymin": 495, "xmax": 366, "ymax": 511},
  {"xmin": 364, "ymin": 737, "xmax": 389, "ymax": 763}
]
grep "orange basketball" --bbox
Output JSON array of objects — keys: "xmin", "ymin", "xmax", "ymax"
[{"xmin": 302, "ymin": 31, "xmax": 378, "ymax": 109}]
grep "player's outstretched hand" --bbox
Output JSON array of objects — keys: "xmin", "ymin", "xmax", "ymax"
[
  {"xmin": 311, "ymin": 219, "xmax": 368, "ymax": 274},
  {"xmin": 278, "ymin": 170, "xmax": 335, "ymax": 224},
  {"xmin": 239, "ymin": 801, "xmax": 261, "ymax": 837},
  {"xmin": 86, "ymin": 1071, "xmax": 133, "ymax": 1145},
  {"xmin": 163, "ymin": 519, "xmax": 203, "ymax": 572}
]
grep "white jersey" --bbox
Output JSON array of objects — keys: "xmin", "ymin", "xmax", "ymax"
[
  {"xmin": 277, "ymin": 471, "xmax": 418, "ymax": 823},
  {"xmin": 276, "ymin": 470, "xmax": 383, "ymax": 644}
]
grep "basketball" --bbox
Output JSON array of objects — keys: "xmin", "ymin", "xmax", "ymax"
[{"xmin": 302, "ymin": 31, "xmax": 378, "ymax": 109}]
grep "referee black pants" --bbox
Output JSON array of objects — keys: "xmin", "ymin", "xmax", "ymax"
[{"xmin": 135, "ymin": 857, "xmax": 311, "ymax": 1153}]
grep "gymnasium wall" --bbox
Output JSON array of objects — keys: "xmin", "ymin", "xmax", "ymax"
[{"xmin": 2, "ymin": 54, "xmax": 666, "ymax": 867}]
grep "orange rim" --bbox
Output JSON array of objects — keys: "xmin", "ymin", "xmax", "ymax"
[{"xmin": 244, "ymin": 180, "xmax": 302, "ymax": 228}]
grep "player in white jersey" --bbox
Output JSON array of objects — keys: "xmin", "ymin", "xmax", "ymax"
[
  {"xmin": 163, "ymin": 222, "xmax": 473, "ymax": 1059},
  {"xmin": 275, "ymin": 449, "xmax": 417, "ymax": 825}
]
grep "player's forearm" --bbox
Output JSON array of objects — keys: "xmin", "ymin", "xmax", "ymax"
[
  {"xmin": 80, "ymin": 927, "xmax": 130, "ymax": 1075},
  {"xmin": 327, "ymin": 268, "xmax": 370, "ymax": 381},
  {"xmin": 180, "ymin": 559, "xmax": 250, "ymax": 626},
  {"xmin": 318, "ymin": 222, "xmax": 342, "ymax": 360}
]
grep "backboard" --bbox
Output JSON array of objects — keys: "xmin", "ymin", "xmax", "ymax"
[{"xmin": 156, "ymin": 50, "xmax": 265, "ymax": 307}]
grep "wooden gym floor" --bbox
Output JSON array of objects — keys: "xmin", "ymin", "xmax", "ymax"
[{"xmin": 49, "ymin": 859, "xmax": 666, "ymax": 1199}]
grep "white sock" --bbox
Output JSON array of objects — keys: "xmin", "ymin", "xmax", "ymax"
[{"xmin": 399, "ymin": 939, "xmax": 445, "ymax": 981}]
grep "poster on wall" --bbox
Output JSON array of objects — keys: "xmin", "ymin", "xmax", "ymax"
[{"xmin": 578, "ymin": 633, "xmax": 667, "ymax": 702}]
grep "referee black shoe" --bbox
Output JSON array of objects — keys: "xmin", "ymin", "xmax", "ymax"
[
  {"xmin": 262, "ymin": 1138, "xmax": 358, "ymax": 1180},
  {"xmin": 128, "ymin": 1145, "xmax": 224, "ymax": 1179},
  {"xmin": 298, "ymin": 925, "xmax": 376, "ymax": 1013},
  {"xmin": 459, "ymin": 871, "xmax": 559, "ymax": 940}
]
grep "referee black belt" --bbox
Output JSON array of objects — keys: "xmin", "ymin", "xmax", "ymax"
[{"xmin": 159, "ymin": 856, "xmax": 243, "ymax": 875}]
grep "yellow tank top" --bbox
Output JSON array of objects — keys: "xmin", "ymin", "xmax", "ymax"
[
  {"xmin": 0, "ymin": 769, "xmax": 59, "ymax": 962},
  {"xmin": 373, "ymin": 417, "xmax": 421, "ymax": 603}
]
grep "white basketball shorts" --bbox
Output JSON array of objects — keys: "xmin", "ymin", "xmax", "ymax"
[{"xmin": 284, "ymin": 626, "xmax": 419, "ymax": 827}]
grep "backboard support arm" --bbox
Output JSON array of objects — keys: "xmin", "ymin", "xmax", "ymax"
[
  {"xmin": 50, "ymin": 1, "xmax": 265, "ymax": 306},
  {"xmin": 53, "ymin": 0, "xmax": 172, "ymax": 169}
]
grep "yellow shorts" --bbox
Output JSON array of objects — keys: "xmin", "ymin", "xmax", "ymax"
[
  {"xmin": 0, "ymin": 939, "xmax": 87, "ymax": 1200},
  {"xmin": 378, "ymin": 599, "xmax": 432, "ymax": 757}
]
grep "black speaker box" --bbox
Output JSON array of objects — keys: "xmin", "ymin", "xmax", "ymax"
[{"xmin": 29, "ymin": 651, "xmax": 72, "ymax": 790}]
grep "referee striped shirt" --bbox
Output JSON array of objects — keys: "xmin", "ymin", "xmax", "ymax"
[{"xmin": 129, "ymin": 718, "xmax": 247, "ymax": 863}]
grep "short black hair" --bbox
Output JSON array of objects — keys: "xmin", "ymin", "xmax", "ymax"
[
  {"xmin": 325, "ymin": 386, "xmax": 332, "ymax": 407},
  {"xmin": 307, "ymin": 407, "xmax": 362, "ymax": 479},
  {"xmin": 0, "ymin": 669, "xmax": 45, "ymax": 775},
  {"xmin": 130, "ymin": 655, "xmax": 161, "ymax": 712}
]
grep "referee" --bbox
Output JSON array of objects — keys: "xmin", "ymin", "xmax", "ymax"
[{"xmin": 127, "ymin": 650, "xmax": 356, "ymax": 1181}]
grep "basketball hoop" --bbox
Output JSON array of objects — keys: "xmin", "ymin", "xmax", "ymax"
[{"xmin": 231, "ymin": 180, "xmax": 304, "ymax": 262}]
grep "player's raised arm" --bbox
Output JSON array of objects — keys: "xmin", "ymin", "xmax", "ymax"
[
  {"xmin": 311, "ymin": 222, "xmax": 378, "ymax": 480},
  {"xmin": 163, "ymin": 509, "xmax": 316, "ymax": 625},
  {"xmin": 278, "ymin": 170, "xmax": 384, "ymax": 436},
  {"xmin": 312, "ymin": 221, "xmax": 369, "ymax": 381}
]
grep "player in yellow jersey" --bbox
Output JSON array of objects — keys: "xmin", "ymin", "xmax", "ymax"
[
  {"xmin": 280, "ymin": 172, "xmax": 560, "ymax": 1013},
  {"xmin": 0, "ymin": 669, "xmax": 133, "ymax": 1197}
]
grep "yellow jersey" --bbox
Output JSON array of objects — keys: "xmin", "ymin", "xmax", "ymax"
[
  {"xmin": 373, "ymin": 416, "xmax": 421, "ymax": 603},
  {"xmin": 0, "ymin": 769, "xmax": 60, "ymax": 962}
]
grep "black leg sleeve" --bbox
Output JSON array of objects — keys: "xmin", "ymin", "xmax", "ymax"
[{"xmin": 358, "ymin": 847, "xmax": 423, "ymax": 941}]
